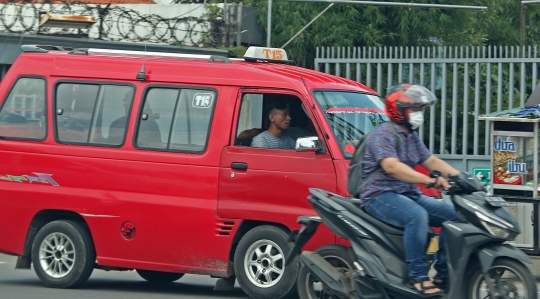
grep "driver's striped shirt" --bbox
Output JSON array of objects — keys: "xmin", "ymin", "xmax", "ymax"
[{"xmin": 251, "ymin": 131, "xmax": 295, "ymax": 150}]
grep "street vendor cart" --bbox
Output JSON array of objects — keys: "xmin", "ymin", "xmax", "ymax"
[{"xmin": 478, "ymin": 114, "xmax": 540, "ymax": 255}]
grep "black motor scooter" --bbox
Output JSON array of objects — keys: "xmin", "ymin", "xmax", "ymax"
[{"xmin": 286, "ymin": 172, "xmax": 537, "ymax": 299}]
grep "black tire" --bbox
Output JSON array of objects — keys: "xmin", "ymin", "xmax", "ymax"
[
  {"xmin": 136, "ymin": 269, "xmax": 184, "ymax": 283},
  {"xmin": 297, "ymin": 245, "xmax": 354, "ymax": 299},
  {"xmin": 31, "ymin": 220, "xmax": 95, "ymax": 288},
  {"xmin": 234, "ymin": 225, "xmax": 298, "ymax": 299},
  {"xmin": 467, "ymin": 258, "xmax": 537, "ymax": 299}
]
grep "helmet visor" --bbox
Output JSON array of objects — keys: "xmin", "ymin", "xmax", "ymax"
[{"xmin": 398, "ymin": 85, "xmax": 437, "ymax": 108}]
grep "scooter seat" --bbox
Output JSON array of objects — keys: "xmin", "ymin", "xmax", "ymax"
[{"xmin": 330, "ymin": 196, "xmax": 405, "ymax": 235}]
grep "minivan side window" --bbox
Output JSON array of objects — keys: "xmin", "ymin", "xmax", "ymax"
[
  {"xmin": 55, "ymin": 83, "xmax": 134, "ymax": 145},
  {"xmin": 136, "ymin": 87, "xmax": 215, "ymax": 153},
  {"xmin": 235, "ymin": 93, "xmax": 316, "ymax": 148},
  {"xmin": 0, "ymin": 77, "xmax": 46, "ymax": 140}
]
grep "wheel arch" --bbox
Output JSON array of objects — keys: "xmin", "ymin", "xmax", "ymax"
[
  {"xmin": 477, "ymin": 243, "xmax": 532, "ymax": 273},
  {"xmin": 16, "ymin": 210, "xmax": 94, "ymax": 270},
  {"xmin": 228, "ymin": 220, "xmax": 291, "ymax": 268}
]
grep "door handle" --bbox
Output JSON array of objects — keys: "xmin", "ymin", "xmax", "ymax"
[{"xmin": 231, "ymin": 162, "xmax": 248, "ymax": 170}]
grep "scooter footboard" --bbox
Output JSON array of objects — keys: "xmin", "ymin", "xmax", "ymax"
[{"xmin": 299, "ymin": 251, "xmax": 350, "ymax": 297}]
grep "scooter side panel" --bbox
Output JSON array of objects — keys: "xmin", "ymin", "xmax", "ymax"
[
  {"xmin": 342, "ymin": 211, "xmax": 405, "ymax": 258},
  {"xmin": 443, "ymin": 222, "xmax": 492, "ymax": 270},
  {"xmin": 444, "ymin": 221, "xmax": 499, "ymax": 299},
  {"xmin": 362, "ymin": 239, "xmax": 408, "ymax": 283}
]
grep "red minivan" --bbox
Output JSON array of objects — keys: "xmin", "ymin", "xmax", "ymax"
[{"xmin": 0, "ymin": 45, "xmax": 423, "ymax": 299}]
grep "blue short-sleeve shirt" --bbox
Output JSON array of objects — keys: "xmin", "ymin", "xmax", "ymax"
[{"xmin": 359, "ymin": 122, "xmax": 432, "ymax": 205}]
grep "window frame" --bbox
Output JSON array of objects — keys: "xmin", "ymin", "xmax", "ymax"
[
  {"xmin": 134, "ymin": 84, "xmax": 218, "ymax": 154},
  {"xmin": 233, "ymin": 90, "xmax": 321, "ymax": 150},
  {"xmin": 52, "ymin": 80, "xmax": 136, "ymax": 147},
  {"xmin": 0, "ymin": 75, "xmax": 48, "ymax": 141},
  {"xmin": 312, "ymin": 89, "xmax": 388, "ymax": 158}
]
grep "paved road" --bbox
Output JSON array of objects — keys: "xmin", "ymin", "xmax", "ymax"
[
  {"xmin": 4, "ymin": 252, "xmax": 540, "ymax": 299},
  {"xmin": 0, "ymin": 254, "xmax": 249, "ymax": 299}
]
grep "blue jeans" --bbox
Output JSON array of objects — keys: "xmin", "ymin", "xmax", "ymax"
[{"xmin": 363, "ymin": 191, "xmax": 456, "ymax": 279}]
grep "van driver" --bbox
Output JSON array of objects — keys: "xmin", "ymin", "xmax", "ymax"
[{"xmin": 251, "ymin": 99, "xmax": 295, "ymax": 150}]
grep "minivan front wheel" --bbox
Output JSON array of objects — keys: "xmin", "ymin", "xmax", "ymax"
[
  {"xmin": 31, "ymin": 220, "xmax": 95, "ymax": 288},
  {"xmin": 234, "ymin": 225, "xmax": 298, "ymax": 299}
]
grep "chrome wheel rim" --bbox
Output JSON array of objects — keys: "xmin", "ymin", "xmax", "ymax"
[
  {"xmin": 305, "ymin": 255, "xmax": 352, "ymax": 299},
  {"xmin": 244, "ymin": 239, "xmax": 285, "ymax": 288},
  {"xmin": 39, "ymin": 232, "xmax": 76, "ymax": 278},
  {"xmin": 471, "ymin": 265, "xmax": 529, "ymax": 299}
]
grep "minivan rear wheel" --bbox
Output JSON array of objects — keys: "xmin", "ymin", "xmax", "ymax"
[
  {"xmin": 234, "ymin": 225, "xmax": 298, "ymax": 299},
  {"xmin": 31, "ymin": 220, "xmax": 95, "ymax": 288}
]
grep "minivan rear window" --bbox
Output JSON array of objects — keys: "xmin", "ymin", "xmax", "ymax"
[
  {"xmin": 0, "ymin": 77, "xmax": 46, "ymax": 140},
  {"xmin": 54, "ymin": 83, "xmax": 134, "ymax": 146},
  {"xmin": 136, "ymin": 87, "xmax": 216, "ymax": 153}
]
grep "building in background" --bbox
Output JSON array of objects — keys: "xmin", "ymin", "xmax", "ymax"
[{"xmin": 0, "ymin": 0, "xmax": 262, "ymax": 79}]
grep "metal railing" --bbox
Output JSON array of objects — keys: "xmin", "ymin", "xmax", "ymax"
[{"xmin": 315, "ymin": 46, "xmax": 540, "ymax": 170}]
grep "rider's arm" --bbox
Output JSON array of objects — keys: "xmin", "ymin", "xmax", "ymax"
[
  {"xmin": 421, "ymin": 155, "xmax": 460, "ymax": 177},
  {"xmin": 380, "ymin": 157, "xmax": 435, "ymax": 184}
]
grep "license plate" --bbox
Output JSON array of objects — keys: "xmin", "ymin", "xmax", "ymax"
[{"xmin": 427, "ymin": 236, "xmax": 439, "ymax": 254}]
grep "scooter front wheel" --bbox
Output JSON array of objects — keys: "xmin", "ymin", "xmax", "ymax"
[
  {"xmin": 467, "ymin": 258, "xmax": 537, "ymax": 299},
  {"xmin": 297, "ymin": 245, "xmax": 354, "ymax": 299}
]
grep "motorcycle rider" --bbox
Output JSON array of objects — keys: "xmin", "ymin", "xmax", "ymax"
[{"xmin": 360, "ymin": 83, "xmax": 460, "ymax": 295}]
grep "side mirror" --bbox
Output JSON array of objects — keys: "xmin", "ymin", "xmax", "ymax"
[{"xmin": 295, "ymin": 136, "xmax": 324, "ymax": 153}]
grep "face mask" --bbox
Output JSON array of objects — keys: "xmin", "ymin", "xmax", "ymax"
[{"xmin": 408, "ymin": 111, "xmax": 424, "ymax": 130}]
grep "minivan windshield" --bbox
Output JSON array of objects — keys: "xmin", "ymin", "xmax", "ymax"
[{"xmin": 313, "ymin": 91, "xmax": 389, "ymax": 157}]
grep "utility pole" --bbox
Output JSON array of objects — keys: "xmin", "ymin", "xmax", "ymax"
[
  {"xmin": 520, "ymin": 0, "xmax": 540, "ymax": 48},
  {"xmin": 267, "ymin": 0, "xmax": 272, "ymax": 47},
  {"xmin": 236, "ymin": 2, "xmax": 243, "ymax": 47},
  {"xmin": 521, "ymin": 4, "xmax": 528, "ymax": 47}
]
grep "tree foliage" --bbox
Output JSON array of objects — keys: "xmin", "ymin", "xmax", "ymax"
[
  {"xmin": 193, "ymin": 0, "xmax": 540, "ymax": 68},
  {"xmin": 176, "ymin": 1, "xmax": 540, "ymax": 55}
]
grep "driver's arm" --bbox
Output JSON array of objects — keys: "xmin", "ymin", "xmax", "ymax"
[{"xmin": 421, "ymin": 155, "xmax": 460, "ymax": 177}]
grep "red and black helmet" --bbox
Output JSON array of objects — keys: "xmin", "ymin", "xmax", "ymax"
[{"xmin": 385, "ymin": 83, "xmax": 437, "ymax": 125}]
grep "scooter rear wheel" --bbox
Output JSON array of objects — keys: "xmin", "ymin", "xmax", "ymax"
[
  {"xmin": 297, "ymin": 244, "xmax": 354, "ymax": 299},
  {"xmin": 467, "ymin": 258, "xmax": 537, "ymax": 299}
]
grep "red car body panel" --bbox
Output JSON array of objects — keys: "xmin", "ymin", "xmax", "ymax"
[{"xmin": 0, "ymin": 50, "xmax": 432, "ymax": 278}]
